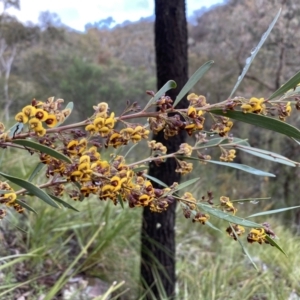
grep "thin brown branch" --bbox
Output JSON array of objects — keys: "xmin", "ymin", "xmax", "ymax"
[{"xmin": 244, "ymin": 74, "xmax": 274, "ymax": 91}]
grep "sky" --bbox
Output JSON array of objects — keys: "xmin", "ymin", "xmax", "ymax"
[{"xmin": 5, "ymin": 0, "xmax": 223, "ymax": 31}]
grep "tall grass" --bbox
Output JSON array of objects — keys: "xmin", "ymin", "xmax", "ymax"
[{"xmin": 0, "ymin": 143, "xmax": 299, "ymax": 299}]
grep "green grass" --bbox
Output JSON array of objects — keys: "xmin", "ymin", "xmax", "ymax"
[
  {"xmin": 176, "ymin": 215, "xmax": 300, "ymax": 300},
  {"xmin": 0, "ymin": 196, "xmax": 299, "ymax": 299},
  {"xmin": 0, "ymin": 199, "xmax": 142, "ymax": 299}
]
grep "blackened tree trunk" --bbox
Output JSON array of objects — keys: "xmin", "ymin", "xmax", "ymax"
[{"xmin": 140, "ymin": 0, "xmax": 188, "ymax": 299}]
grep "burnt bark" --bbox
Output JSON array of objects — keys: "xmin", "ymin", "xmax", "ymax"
[{"xmin": 140, "ymin": 0, "xmax": 188, "ymax": 299}]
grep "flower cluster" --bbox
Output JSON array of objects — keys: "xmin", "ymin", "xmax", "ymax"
[
  {"xmin": 0, "ymin": 87, "xmax": 293, "ymax": 253},
  {"xmin": 0, "ymin": 181, "xmax": 23, "ymax": 215},
  {"xmin": 247, "ymin": 228, "xmax": 267, "ymax": 244},
  {"xmin": 240, "ymin": 97, "xmax": 294, "ymax": 121},
  {"xmin": 220, "ymin": 149, "xmax": 236, "ymax": 162},
  {"xmin": 226, "ymin": 224, "xmax": 245, "ymax": 240},
  {"xmin": 241, "ymin": 97, "xmax": 266, "ymax": 114},
  {"xmin": 226, "ymin": 222, "xmax": 276, "ymax": 246},
  {"xmin": 85, "ymin": 102, "xmax": 150, "ymax": 147},
  {"xmin": 85, "ymin": 102, "xmax": 115, "ymax": 137},
  {"xmin": 278, "ymin": 101, "xmax": 292, "ymax": 121},
  {"xmin": 15, "ymin": 97, "xmax": 71, "ymax": 137},
  {"xmin": 219, "ymin": 196, "xmax": 237, "ymax": 214},
  {"xmin": 37, "ymin": 131, "xmax": 178, "ymax": 213},
  {"xmin": 181, "ymin": 192, "xmax": 210, "ymax": 224},
  {"xmin": 211, "ymin": 117, "xmax": 233, "ymax": 137}
]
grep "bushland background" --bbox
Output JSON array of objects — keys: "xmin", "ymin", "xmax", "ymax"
[{"xmin": 0, "ymin": 0, "xmax": 300, "ymax": 299}]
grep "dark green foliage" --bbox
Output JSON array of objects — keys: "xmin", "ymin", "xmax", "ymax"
[{"xmin": 59, "ymin": 58, "xmax": 124, "ymax": 121}]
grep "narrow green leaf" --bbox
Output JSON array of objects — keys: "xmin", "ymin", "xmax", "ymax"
[
  {"xmin": 210, "ymin": 109, "xmax": 300, "ymax": 140},
  {"xmin": 0, "ymin": 273, "xmax": 51, "ymax": 298},
  {"xmin": 221, "ymin": 138, "xmax": 250, "ymax": 146},
  {"xmin": 229, "ymin": 9, "xmax": 281, "ymax": 98},
  {"xmin": 14, "ymin": 225, "xmax": 28, "ymax": 234},
  {"xmin": 247, "ymin": 206, "xmax": 300, "ymax": 218},
  {"xmin": 144, "ymin": 80, "xmax": 177, "ymax": 110},
  {"xmin": 205, "ymin": 159, "xmax": 275, "ymax": 177},
  {"xmin": 117, "ymin": 194, "xmax": 124, "ymax": 209},
  {"xmin": 269, "ymin": 70, "xmax": 300, "ymax": 100},
  {"xmin": 236, "ymin": 145, "xmax": 296, "ymax": 167},
  {"xmin": 231, "ymin": 197, "xmax": 271, "ymax": 203},
  {"xmin": 144, "ymin": 174, "xmax": 168, "ymax": 188},
  {"xmin": 199, "ymin": 137, "xmax": 250, "ymax": 148},
  {"xmin": 230, "ymin": 223, "xmax": 258, "ymax": 270},
  {"xmin": 206, "ymin": 221, "xmax": 222, "ymax": 233},
  {"xmin": 198, "ymin": 203, "xmax": 263, "ymax": 228},
  {"xmin": 173, "ymin": 177, "xmax": 200, "ymax": 193},
  {"xmin": 198, "ymin": 137, "xmax": 224, "ymax": 148},
  {"xmin": 48, "ymin": 194, "xmax": 79, "ymax": 212},
  {"xmin": 15, "ymin": 199, "xmax": 37, "ymax": 214},
  {"xmin": 173, "ymin": 60, "xmax": 214, "ymax": 107},
  {"xmin": 8, "ymin": 122, "xmax": 23, "ymax": 138},
  {"xmin": 12, "ymin": 139, "xmax": 72, "ymax": 164},
  {"xmin": 56, "ymin": 102, "xmax": 74, "ymax": 127},
  {"xmin": 265, "ymin": 235, "xmax": 287, "ymax": 257},
  {"xmin": 28, "ymin": 163, "xmax": 45, "ymax": 182},
  {"xmin": 0, "ymin": 171, "xmax": 60, "ymax": 208},
  {"xmin": 124, "ymin": 143, "xmax": 138, "ymax": 158},
  {"xmin": 110, "ymin": 145, "xmax": 124, "ymax": 163}
]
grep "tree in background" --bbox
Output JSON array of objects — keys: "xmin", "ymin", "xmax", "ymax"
[
  {"xmin": 140, "ymin": 0, "xmax": 188, "ymax": 298},
  {"xmin": 0, "ymin": 0, "xmax": 39, "ymax": 120}
]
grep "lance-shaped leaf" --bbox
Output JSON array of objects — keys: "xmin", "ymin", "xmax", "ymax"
[
  {"xmin": 144, "ymin": 80, "xmax": 177, "ymax": 110},
  {"xmin": 206, "ymin": 221, "xmax": 222, "ymax": 233},
  {"xmin": 231, "ymin": 197, "xmax": 270, "ymax": 203},
  {"xmin": 117, "ymin": 194, "xmax": 124, "ymax": 209},
  {"xmin": 204, "ymin": 159, "xmax": 275, "ymax": 177},
  {"xmin": 173, "ymin": 60, "xmax": 214, "ymax": 107},
  {"xmin": 12, "ymin": 139, "xmax": 72, "ymax": 164},
  {"xmin": 144, "ymin": 174, "xmax": 168, "ymax": 188},
  {"xmin": 229, "ymin": 9, "xmax": 281, "ymax": 98},
  {"xmin": 173, "ymin": 177, "xmax": 200, "ymax": 193},
  {"xmin": 269, "ymin": 70, "xmax": 300, "ymax": 100},
  {"xmin": 198, "ymin": 203, "xmax": 263, "ymax": 228},
  {"xmin": 210, "ymin": 110, "xmax": 300, "ymax": 140},
  {"xmin": 265, "ymin": 235, "xmax": 287, "ymax": 257},
  {"xmin": 124, "ymin": 143, "xmax": 138, "ymax": 158},
  {"xmin": 48, "ymin": 194, "xmax": 79, "ymax": 212},
  {"xmin": 199, "ymin": 137, "xmax": 250, "ymax": 148},
  {"xmin": 247, "ymin": 206, "xmax": 300, "ymax": 218},
  {"xmin": 15, "ymin": 199, "xmax": 37, "ymax": 214},
  {"xmin": 235, "ymin": 145, "xmax": 297, "ymax": 167},
  {"xmin": 28, "ymin": 163, "xmax": 45, "ymax": 182},
  {"xmin": 0, "ymin": 171, "xmax": 60, "ymax": 208},
  {"xmin": 229, "ymin": 223, "xmax": 258, "ymax": 270}
]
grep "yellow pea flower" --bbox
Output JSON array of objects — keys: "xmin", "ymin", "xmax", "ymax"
[{"xmin": 15, "ymin": 112, "xmax": 29, "ymax": 123}]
